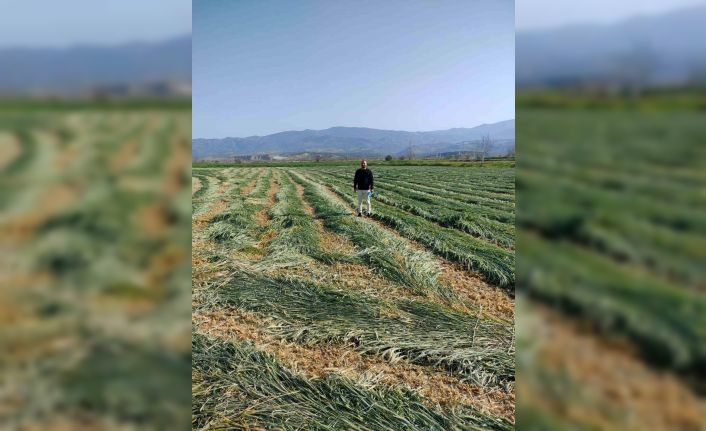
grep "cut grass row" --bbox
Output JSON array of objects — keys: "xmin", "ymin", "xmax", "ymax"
[
  {"xmin": 519, "ymin": 169, "xmax": 706, "ymax": 289},
  {"xmin": 302, "ymin": 171, "xmax": 515, "ymax": 289},
  {"xmin": 319, "ymin": 166, "xmax": 515, "ymax": 204},
  {"xmin": 204, "ymin": 169, "xmax": 271, "ymax": 249},
  {"xmin": 193, "ymin": 333, "xmax": 512, "ymax": 431},
  {"xmin": 320, "ymin": 166, "xmax": 515, "ymax": 198},
  {"xmin": 315, "ymin": 170, "xmax": 515, "ymax": 248},
  {"xmin": 290, "ymin": 171, "xmax": 456, "ymax": 299},
  {"xmin": 263, "ymin": 172, "xmax": 354, "ymax": 266},
  {"xmin": 380, "ymin": 178, "xmax": 515, "ymax": 216},
  {"xmin": 191, "ymin": 173, "xmax": 213, "ymax": 214},
  {"xmin": 205, "ymin": 268, "xmax": 514, "ymax": 391},
  {"xmin": 192, "ymin": 167, "xmax": 515, "ymax": 428},
  {"xmin": 519, "ymin": 231, "xmax": 706, "ymax": 374}
]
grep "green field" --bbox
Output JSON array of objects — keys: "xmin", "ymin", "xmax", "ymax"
[
  {"xmin": 194, "ymin": 157, "xmax": 515, "ymax": 169},
  {"xmin": 192, "ymin": 164, "xmax": 516, "ymax": 429},
  {"xmin": 0, "ymin": 107, "xmax": 191, "ymax": 429},
  {"xmin": 516, "ymin": 103, "xmax": 706, "ymax": 430}
]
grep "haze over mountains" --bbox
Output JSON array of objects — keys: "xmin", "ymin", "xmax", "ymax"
[
  {"xmin": 0, "ymin": 35, "xmax": 191, "ymax": 95},
  {"xmin": 193, "ymin": 120, "xmax": 515, "ymax": 160},
  {"xmin": 517, "ymin": 4, "xmax": 706, "ymax": 87}
]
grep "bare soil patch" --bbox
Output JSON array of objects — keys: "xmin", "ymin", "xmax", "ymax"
[{"xmin": 522, "ymin": 305, "xmax": 706, "ymax": 431}]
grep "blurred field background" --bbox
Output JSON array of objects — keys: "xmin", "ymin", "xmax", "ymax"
[
  {"xmin": 516, "ymin": 1, "xmax": 706, "ymax": 429},
  {"xmin": 0, "ymin": 1, "xmax": 192, "ymax": 429}
]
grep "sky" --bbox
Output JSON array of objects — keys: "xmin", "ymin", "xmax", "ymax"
[
  {"xmin": 517, "ymin": 0, "xmax": 706, "ymax": 30},
  {"xmin": 193, "ymin": 0, "xmax": 514, "ymax": 138},
  {"xmin": 0, "ymin": 0, "xmax": 191, "ymax": 47}
]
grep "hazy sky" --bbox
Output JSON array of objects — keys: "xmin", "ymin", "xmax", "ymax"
[
  {"xmin": 517, "ymin": 0, "xmax": 706, "ymax": 30},
  {"xmin": 0, "ymin": 0, "xmax": 191, "ymax": 47},
  {"xmin": 193, "ymin": 0, "xmax": 514, "ymax": 138}
]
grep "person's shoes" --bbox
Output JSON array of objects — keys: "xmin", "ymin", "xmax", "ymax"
[
  {"xmin": 357, "ymin": 212, "xmax": 362, "ymax": 217},
  {"xmin": 367, "ymin": 212, "xmax": 373, "ymax": 217}
]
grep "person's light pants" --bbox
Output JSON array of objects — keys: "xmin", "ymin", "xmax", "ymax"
[{"xmin": 356, "ymin": 189, "xmax": 371, "ymax": 214}]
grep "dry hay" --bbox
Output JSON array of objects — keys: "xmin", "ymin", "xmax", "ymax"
[
  {"xmin": 0, "ymin": 132, "xmax": 21, "ymax": 171},
  {"xmin": 192, "ymin": 177, "xmax": 202, "ymax": 195},
  {"xmin": 522, "ymin": 305, "xmax": 706, "ymax": 431},
  {"xmin": 312, "ymin": 179, "xmax": 514, "ymax": 321},
  {"xmin": 195, "ymin": 307, "xmax": 515, "ymax": 421}
]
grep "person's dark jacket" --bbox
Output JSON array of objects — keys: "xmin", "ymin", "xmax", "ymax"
[{"xmin": 354, "ymin": 168, "xmax": 374, "ymax": 190}]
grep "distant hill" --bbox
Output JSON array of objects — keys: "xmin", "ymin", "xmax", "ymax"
[
  {"xmin": 0, "ymin": 35, "xmax": 191, "ymax": 95},
  {"xmin": 193, "ymin": 120, "xmax": 515, "ymax": 160},
  {"xmin": 517, "ymin": 5, "xmax": 706, "ymax": 88}
]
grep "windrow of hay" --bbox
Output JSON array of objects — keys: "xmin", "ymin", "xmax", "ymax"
[
  {"xmin": 518, "ymin": 301, "xmax": 706, "ymax": 431},
  {"xmin": 207, "ymin": 269, "xmax": 515, "ymax": 391},
  {"xmin": 193, "ymin": 166, "xmax": 516, "ymax": 429},
  {"xmin": 290, "ymin": 171, "xmax": 456, "ymax": 300},
  {"xmin": 195, "ymin": 307, "xmax": 515, "ymax": 421},
  {"xmin": 308, "ymin": 171, "xmax": 515, "ymax": 289},
  {"xmin": 193, "ymin": 332, "xmax": 512, "ymax": 431}
]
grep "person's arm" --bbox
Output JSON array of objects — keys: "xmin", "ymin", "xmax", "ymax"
[
  {"xmin": 369, "ymin": 171, "xmax": 374, "ymax": 191},
  {"xmin": 353, "ymin": 170, "xmax": 358, "ymax": 191}
]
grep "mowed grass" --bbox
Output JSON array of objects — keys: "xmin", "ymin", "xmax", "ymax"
[
  {"xmin": 516, "ymin": 104, "xmax": 706, "ymax": 429},
  {"xmin": 303, "ymin": 169, "xmax": 515, "ymax": 289},
  {"xmin": 193, "ymin": 333, "xmax": 512, "ymax": 431},
  {"xmin": 518, "ymin": 109, "xmax": 706, "ymax": 372},
  {"xmin": 192, "ymin": 165, "xmax": 516, "ymax": 429},
  {"xmin": 1, "ymin": 108, "xmax": 192, "ymax": 429}
]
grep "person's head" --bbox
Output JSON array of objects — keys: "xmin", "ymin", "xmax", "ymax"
[{"xmin": 361, "ymin": 160, "xmax": 367, "ymax": 169}]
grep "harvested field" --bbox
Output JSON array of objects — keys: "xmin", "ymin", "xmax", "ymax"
[
  {"xmin": 192, "ymin": 164, "xmax": 516, "ymax": 430},
  {"xmin": 1, "ymin": 107, "xmax": 192, "ymax": 429}
]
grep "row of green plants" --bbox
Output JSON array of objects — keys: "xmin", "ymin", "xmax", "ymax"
[
  {"xmin": 204, "ymin": 169, "xmax": 270, "ymax": 250},
  {"xmin": 193, "ymin": 333, "xmax": 512, "ymax": 431},
  {"xmin": 319, "ymin": 166, "xmax": 515, "ymax": 200},
  {"xmin": 358, "ymin": 166, "xmax": 516, "ymax": 195},
  {"xmin": 518, "ymin": 108, "xmax": 706, "ymax": 378},
  {"xmin": 304, "ymin": 171, "xmax": 515, "ymax": 289},
  {"xmin": 290, "ymin": 171, "xmax": 454, "ymax": 299},
  {"xmin": 193, "ymin": 168, "xmax": 514, "ymax": 429},
  {"xmin": 262, "ymin": 172, "xmax": 355, "ymax": 266},
  {"xmin": 519, "ymin": 162, "xmax": 706, "ymax": 290},
  {"xmin": 315, "ymin": 170, "xmax": 515, "ymax": 248},
  {"xmin": 206, "ymin": 268, "xmax": 514, "ymax": 390},
  {"xmin": 381, "ymin": 177, "xmax": 515, "ymax": 211},
  {"xmin": 4, "ymin": 111, "xmax": 193, "ymax": 430}
]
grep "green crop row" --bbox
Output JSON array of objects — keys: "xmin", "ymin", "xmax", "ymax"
[
  {"xmin": 204, "ymin": 169, "xmax": 271, "ymax": 249},
  {"xmin": 315, "ymin": 171, "xmax": 515, "ymax": 248},
  {"xmin": 290, "ymin": 171, "xmax": 455, "ymax": 299},
  {"xmin": 193, "ymin": 333, "xmax": 512, "ymax": 431},
  {"xmin": 518, "ymin": 108, "xmax": 706, "ymax": 377},
  {"xmin": 208, "ymin": 269, "xmax": 514, "ymax": 390},
  {"xmin": 305, "ymin": 172, "xmax": 515, "ymax": 289}
]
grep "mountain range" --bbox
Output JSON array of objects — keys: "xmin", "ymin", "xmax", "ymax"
[
  {"xmin": 0, "ymin": 35, "xmax": 191, "ymax": 95},
  {"xmin": 517, "ymin": 5, "xmax": 706, "ymax": 87},
  {"xmin": 192, "ymin": 120, "xmax": 515, "ymax": 160}
]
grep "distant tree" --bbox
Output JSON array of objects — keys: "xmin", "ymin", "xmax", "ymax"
[
  {"xmin": 385, "ymin": 155, "xmax": 393, "ymax": 161},
  {"xmin": 398, "ymin": 155, "xmax": 406, "ymax": 161},
  {"xmin": 478, "ymin": 134, "xmax": 493, "ymax": 166},
  {"xmin": 316, "ymin": 154, "xmax": 321, "ymax": 162}
]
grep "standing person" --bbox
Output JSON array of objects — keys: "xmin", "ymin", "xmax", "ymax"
[{"xmin": 353, "ymin": 159, "xmax": 374, "ymax": 217}]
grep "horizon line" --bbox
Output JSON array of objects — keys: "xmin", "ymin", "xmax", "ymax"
[
  {"xmin": 0, "ymin": 32, "xmax": 191, "ymax": 51},
  {"xmin": 193, "ymin": 119, "xmax": 516, "ymax": 141}
]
